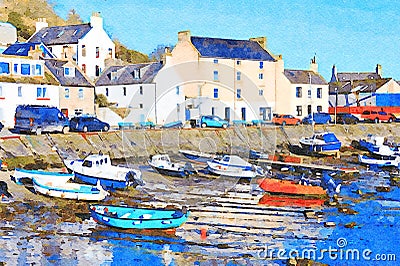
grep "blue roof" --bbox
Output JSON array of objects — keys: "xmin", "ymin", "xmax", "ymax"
[
  {"xmin": 190, "ymin": 36, "xmax": 276, "ymax": 61},
  {"xmin": 2, "ymin": 42, "xmax": 55, "ymax": 58},
  {"xmin": 44, "ymin": 59, "xmax": 93, "ymax": 87},
  {"xmin": 28, "ymin": 24, "xmax": 91, "ymax": 45}
]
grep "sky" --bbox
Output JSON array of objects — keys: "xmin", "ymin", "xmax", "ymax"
[{"xmin": 51, "ymin": 0, "xmax": 400, "ymax": 81}]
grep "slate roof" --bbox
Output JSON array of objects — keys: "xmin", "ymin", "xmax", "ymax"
[
  {"xmin": 2, "ymin": 42, "xmax": 55, "ymax": 58},
  {"xmin": 332, "ymin": 72, "xmax": 381, "ymax": 83},
  {"xmin": 44, "ymin": 59, "xmax": 93, "ymax": 87},
  {"xmin": 329, "ymin": 78, "xmax": 391, "ymax": 94},
  {"xmin": 95, "ymin": 62, "xmax": 163, "ymax": 86},
  {"xmin": 28, "ymin": 24, "xmax": 92, "ymax": 45},
  {"xmin": 190, "ymin": 36, "xmax": 276, "ymax": 61},
  {"xmin": 284, "ymin": 69, "xmax": 328, "ymax": 85}
]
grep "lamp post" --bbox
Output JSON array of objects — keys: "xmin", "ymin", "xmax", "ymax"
[{"xmin": 334, "ymin": 87, "xmax": 338, "ymax": 124}]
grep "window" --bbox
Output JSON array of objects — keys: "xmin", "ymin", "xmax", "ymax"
[
  {"xmin": 296, "ymin": 106, "xmax": 302, "ymax": 116},
  {"xmin": 95, "ymin": 65, "xmax": 100, "ymax": 76},
  {"xmin": 296, "ymin": 87, "xmax": 302, "ymax": 98},
  {"xmin": 211, "ymin": 107, "xmax": 215, "ymax": 115},
  {"xmin": 237, "ymin": 71, "xmax": 241, "ymax": 81},
  {"xmin": 0, "ymin": 62, "xmax": 9, "ymax": 74},
  {"xmin": 0, "ymin": 86, "xmax": 3, "ymax": 97},
  {"xmin": 213, "ymin": 70, "xmax": 218, "ymax": 81},
  {"xmin": 64, "ymin": 67, "xmax": 70, "ymax": 76},
  {"xmin": 237, "ymin": 89, "xmax": 241, "ymax": 99},
  {"xmin": 108, "ymin": 48, "xmax": 112, "ymax": 57},
  {"xmin": 259, "ymin": 73, "xmax": 263, "ymax": 80},
  {"xmin": 82, "ymin": 45, "xmax": 86, "ymax": 57},
  {"xmin": 82, "ymin": 64, "xmax": 86, "ymax": 74},
  {"xmin": 308, "ymin": 89, "xmax": 312, "ymax": 98},
  {"xmin": 214, "ymin": 88, "xmax": 219, "ymax": 98},
  {"xmin": 123, "ymin": 87, "xmax": 126, "ymax": 96},
  {"xmin": 105, "ymin": 88, "xmax": 109, "ymax": 96},
  {"xmin": 317, "ymin": 87, "xmax": 322, "ymax": 98},
  {"xmin": 176, "ymin": 86, "xmax": 180, "ymax": 95},
  {"xmin": 237, "ymin": 60, "xmax": 241, "ymax": 65},
  {"xmin": 64, "ymin": 88, "xmax": 70, "ymax": 99},
  {"xmin": 259, "ymin": 62, "xmax": 264, "ymax": 69},
  {"xmin": 139, "ymin": 103, "xmax": 143, "ymax": 109},
  {"xmin": 139, "ymin": 86, "xmax": 143, "ymax": 95},
  {"xmin": 214, "ymin": 59, "xmax": 218, "ymax": 64},
  {"xmin": 18, "ymin": 86, "xmax": 22, "ymax": 97},
  {"xmin": 133, "ymin": 69, "xmax": 140, "ymax": 79},
  {"xmin": 37, "ymin": 87, "xmax": 46, "ymax": 98},
  {"xmin": 13, "ymin": 64, "xmax": 18, "ymax": 74},
  {"xmin": 96, "ymin": 47, "xmax": 100, "ymax": 58},
  {"xmin": 317, "ymin": 105, "xmax": 322, "ymax": 112},
  {"xmin": 78, "ymin": 88, "xmax": 84, "ymax": 99},
  {"xmin": 35, "ymin": 64, "xmax": 42, "ymax": 75},
  {"xmin": 259, "ymin": 89, "xmax": 264, "ymax": 96},
  {"xmin": 21, "ymin": 64, "xmax": 30, "ymax": 75}
]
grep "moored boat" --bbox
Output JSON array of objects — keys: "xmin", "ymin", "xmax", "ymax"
[
  {"xmin": 32, "ymin": 178, "xmax": 108, "ymax": 201},
  {"xmin": 64, "ymin": 154, "xmax": 144, "ymax": 189},
  {"xmin": 89, "ymin": 204, "xmax": 190, "ymax": 229},
  {"xmin": 358, "ymin": 146, "xmax": 400, "ymax": 168},
  {"xmin": 206, "ymin": 155, "xmax": 264, "ymax": 178},
  {"xmin": 179, "ymin": 149, "xmax": 219, "ymax": 164},
  {"xmin": 11, "ymin": 168, "xmax": 73, "ymax": 185},
  {"xmin": 249, "ymin": 149, "xmax": 269, "ymax": 160},
  {"xmin": 148, "ymin": 154, "xmax": 197, "ymax": 178},
  {"xmin": 299, "ymin": 131, "xmax": 341, "ymax": 156}
]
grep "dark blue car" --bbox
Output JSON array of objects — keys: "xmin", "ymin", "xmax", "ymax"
[{"xmin": 69, "ymin": 116, "xmax": 110, "ymax": 132}]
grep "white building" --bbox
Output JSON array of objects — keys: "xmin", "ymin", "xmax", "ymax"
[
  {"xmin": 28, "ymin": 13, "xmax": 115, "ymax": 80},
  {"xmin": 0, "ymin": 22, "xmax": 17, "ymax": 53}
]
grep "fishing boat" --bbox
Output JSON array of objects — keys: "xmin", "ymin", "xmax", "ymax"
[
  {"xmin": 148, "ymin": 154, "xmax": 197, "ymax": 178},
  {"xmin": 11, "ymin": 168, "xmax": 73, "ymax": 185},
  {"xmin": 358, "ymin": 146, "xmax": 400, "ymax": 168},
  {"xmin": 356, "ymin": 134, "xmax": 399, "ymax": 153},
  {"xmin": 206, "ymin": 155, "xmax": 264, "ymax": 178},
  {"xmin": 258, "ymin": 194, "xmax": 325, "ymax": 207},
  {"xmin": 64, "ymin": 154, "xmax": 144, "ymax": 189},
  {"xmin": 299, "ymin": 131, "xmax": 341, "ymax": 155},
  {"xmin": 32, "ymin": 178, "xmax": 108, "ymax": 201},
  {"xmin": 248, "ymin": 149, "xmax": 269, "ymax": 160},
  {"xmin": 258, "ymin": 172, "xmax": 341, "ymax": 198},
  {"xmin": 179, "ymin": 149, "xmax": 218, "ymax": 164},
  {"xmin": 89, "ymin": 204, "xmax": 190, "ymax": 229}
]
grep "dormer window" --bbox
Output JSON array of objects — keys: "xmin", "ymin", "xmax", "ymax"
[
  {"xmin": 57, "ymin": 31, "xmax": 64, "ymax": 38},
  {"xmin": 64, "ymin": 66, "xmax": 75, "ymax": 77},
  {"xmin": 110, "ymin": 70, "xmax": 117, "ymax": 80},
  {"xmin": 133, "ymin": 69, "xmax": 140, "ymax": 79}
]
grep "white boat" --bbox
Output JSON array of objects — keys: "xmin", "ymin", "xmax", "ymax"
[
  {"xmin": 148, "ymin": 154, "xmax": 197, "ymax": 178},
  {"xmin": 179, "ymin": 149, "xmax": 219, "ymax": 164},
  {"xmin": 206, "ymin": 155, "xmax": 264, "ymax": 178},
  {"xmin": 64, "ymin": 154, "xmax": 143, "ymax": 189},
  {"xmin": 32, "ymin": 178, "xmax": 108, "ymax": 201},
  {"xmin": 299, "ymin": 131, "xmax": 341, "ymax": 155},
  {"xmin": 12, "ymin": 168, "xmax": 73, "ymax": 185},
  {"xmin": 358, "ymin": 146, "xmax": 400, "ymax": 168}
]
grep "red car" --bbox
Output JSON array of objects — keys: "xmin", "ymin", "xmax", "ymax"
[
  {"xmin": 361, "ymin": 110, "xmax": 394, "ymax": 123},
  {"xmin": 272, "ymin": 114, "xmax": 301, "ymax": 126}
]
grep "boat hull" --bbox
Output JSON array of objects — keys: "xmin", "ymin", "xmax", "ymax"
[
  {"xmin": 358, "ymin": 154, "xmax": 400, "ymax": 167},
  {"xmin": 258, "ymin": 194, "xmax": 325, "ymax": 207},
  {"xmin": 12, "ymin": 168, "xmax": 73, "ymax": 185},
  {"xmin": 89, "ymin": 205, "xmax": 190, "ymax": 230},
  {"xmin": 73, "ymin": 172, "xmax": 129, "ymax": 189},
  {"xmin": 179, "ymin": 150, "xmax": 215, "ymax": 164},
  {"xmin": 257, "ymin": 178, "xmax": 327, "ymax": 198},
  {"xmin": 150, "ymin": 165, "xmax": 189, "ymax": 178},
  {"xmin": 299, "ymin": 142, "xmax": 341, "ymax": 154}
]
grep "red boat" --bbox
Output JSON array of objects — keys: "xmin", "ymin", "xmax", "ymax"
[
  {"xmin": 257, "ymin": 178, "xmax": 328, "ymax": 198},
  {"xmin": 258, "ymin": 194, "xmax": 325, "ymax": 207}
]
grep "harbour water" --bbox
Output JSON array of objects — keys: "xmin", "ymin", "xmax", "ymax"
[{"xmin": 0, "ymin": 164, "xmax": 399, "ymax": 265}]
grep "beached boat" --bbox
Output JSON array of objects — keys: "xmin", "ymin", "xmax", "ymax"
[
  {"xmin": 249, "ymin": 149, "xmax": 269, "ymax": 160},
  {"xmin": 32, "ymin": 178, "xmax": 108, "ymax": 201},
  {"xmin": 258, "ymin": 194, "xmax": 325, "ymax": 207},
  {"xmin": 299, "ymin": 131, "xmax": 341, "ymax": 155},
  {"xmin": 207, "ymin": 155, "xmax": 264, "ymax": 178},
  {"xmin": 179, "ymin": 149, "xmax": 218, "ymax": 164},
  {"xmin": 356, "ymin": 134, "xmax": 399, "ymax": 153},
  {"xmin": 11, "ymin": 168, "xmax": 73, "ymax": 185},
  {"xmin": 89, "ymin": 204, "xmax": 190, "ymax": 229},
  {"xmin": 148, "ymin": 154, "xmax": 197, "ymax": 178},
  {"xmin": 64, "ymin": 154, "xmax": 144, "ymax": 189},
  {"xmin": 358, "ymin": 146, "xmax": 400, "ymax": 168}
]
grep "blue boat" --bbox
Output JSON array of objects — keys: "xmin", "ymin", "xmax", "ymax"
[
  {"xmin": 248, "ymin": 149, "xmax": 269, "ymax": 160},
  {"xmin": 299, "ymin": 131, "xmax": 341, "ymax": 155},
  {"xmin": 179, "ymin": 149, "xmax": 218, "ymax": 164},
  {"xmin": 11, "ymin": 168, "xmax": 73, "ymax": 185},
  {"xmin": 64, "ymin": 154, "xmax": 144, "ymax": 189},
  {"xmin": 89, "ymin": 204, "xmax": 190, "ymax": 230}
]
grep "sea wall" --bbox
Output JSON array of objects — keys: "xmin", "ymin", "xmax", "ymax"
[{"xmin": 1, "ymin": 123, "xmax": 400, "ymax": 169}]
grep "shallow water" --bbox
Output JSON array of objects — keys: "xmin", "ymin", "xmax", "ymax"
[{"xmin": 0, "ymin": 168, "xmax": 399, "ymax": 265}]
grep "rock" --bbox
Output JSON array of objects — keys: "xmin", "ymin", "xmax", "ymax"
[
  {"xmin": 338, "ymin": 207, "xmax": 358, "ymax": 215},
  {"xmin": 324, "ymin": 221, "xmax": 336, "ymax": 227},
  {"xmin": 376, "ymin": 186, "xmax": 391, "ymax": 192},
  {"xmin": 345, "ymin": 221, "xmax": 357, "ymax": 228}
]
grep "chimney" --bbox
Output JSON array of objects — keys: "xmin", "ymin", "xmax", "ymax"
[
  {"xmin": 178, "ymin": 30, "xmax": 191, "ymax": 43},
  {"xmin": 376, "ymin": 64, "xmax": 382, "ymax": 77},
  {"xmin": 35, "ymin": 18, "xmax": 48, "ymax": 33},
  {"xmin": 28, "ymin": 45, "xmax": 44, "ymax": 60},
  {"xmin": 90, "ymin": 12, "xmax": 103, "ymax": 29},
  {"xmin": 309, "ymin": 55, "xmax": 318, "ymax": 73},
  {"xmin": 249, "ymin": 37, "xmax": 267, "ymax": 49},
  {"xmin": 330, "ymin": 64, "xmax": 338, "ymax": 83}
]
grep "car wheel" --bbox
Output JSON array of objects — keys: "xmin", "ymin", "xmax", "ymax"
[
  {"xmin": 201, "ymin": 123, "xmax": 207, "ymax": 128},
  {"xmin": 388, "ymin": 118, "xmax": 393, "ymax": 123},
  {"xmin": 296, "ymin": 121, "xmax": 300, "ymax": 126},
  {"xmin": 282, "ymin": 121, "xmax": 286, "ymax": 126},
  {"xmin": 83, "ymin": 126, "xmax": 88, "ymax": 132},
  {"xmin": 62, "ymin": 126, "xmax": 69, "ymax": 134},
  {"xmin": 222, "ymin": 124, "xmax": 228, "ymax": 129},
  {"xmin": 36, "ymin": 127, "xmax": 42, "ymax": 135},
  {"xmin": 374, "ymin": 118, "xmax": 379, "ymax": 123},
  {"xmin": 103, "ymin": 125, "xmax": 109, "ymax": 132}
]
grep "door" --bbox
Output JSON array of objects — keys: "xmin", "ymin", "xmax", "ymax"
[
  {"xmin": 224, "ymin": 107, "xmax": 230, "ymax": 122},
  {"xmin": 241, "ymin": 107, "xmax": 246, "ymax": 121}
]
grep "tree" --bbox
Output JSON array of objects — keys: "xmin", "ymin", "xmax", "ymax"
[
  {"xmin": 149, "ymin": 44, "xmax": 174, "ymax": 61},
  {"xmin": 114, "ymin": 39, "xmax": 150, "ymax": 64},
  {"xmin": 66, "ymin": 9, "xmax": 83, "ymax": 24},
  {"xmin": 95, "ymin": 93, "xmax": 110, "ymax": 107}
]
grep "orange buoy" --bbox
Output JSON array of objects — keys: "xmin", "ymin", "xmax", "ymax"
[{"xmin": 200, "ymin": 228, "xmax": 207, "ymax": 240}]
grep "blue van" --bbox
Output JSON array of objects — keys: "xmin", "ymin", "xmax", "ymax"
[
  {"xmin": 14, "ymin": 105, "xmax": 69, "ymax": 135},
  {"xmin": 302, "ymin": 112, "xmax": 332, "ymax": 124},
  {"xmin": 200, "ymin": 115, "xmax": 229, "ymax": 128}
]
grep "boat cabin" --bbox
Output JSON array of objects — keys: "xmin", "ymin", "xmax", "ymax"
[{"xmin": 82, "ymin": 154, "xmax": 111, "ymax": 168}]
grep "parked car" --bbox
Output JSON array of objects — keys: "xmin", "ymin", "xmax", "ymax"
[
  {"xmin": 361, "ymin": 110, "xmax": 394, "ymax": 123},
  {"xmin": 335, "ymin": 113, "xmax": 359, "ymax": 124},
  {"xmin": 69, "ymin": 116, "xmax": 110, "ymax": 132},
  {"xmin": 199, "ymin": 115, "xmax": 228, "ymax": 128},
  {"xmin": 302, "ymin": 112, "xmax": 332, "ymax": 124},
  {"xmin": 14, "ymin": 105, "xmax": 69, "ymax": 135},
  {"xmin": 272, "ymin": 114, "xmax": 301, "ymax": 126}
]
